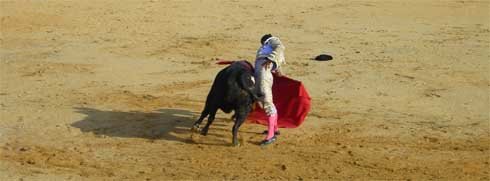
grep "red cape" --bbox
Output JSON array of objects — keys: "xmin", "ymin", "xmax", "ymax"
[{"xmin": 247, "ymin": 74, "xmax": 311, "ymax": 128}]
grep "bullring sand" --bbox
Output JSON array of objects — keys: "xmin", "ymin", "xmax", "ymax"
[{"xmin": 0, "ymin": 0, "xmax": 489, "ymax": 180}]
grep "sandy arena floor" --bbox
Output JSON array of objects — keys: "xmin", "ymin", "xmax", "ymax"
[{"xmin": 1, "ymin": 0, "xmax": 489, "ymax": 180}]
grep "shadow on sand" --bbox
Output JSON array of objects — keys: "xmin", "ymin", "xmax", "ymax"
[{"xmin": 71, "ymin": 107, "xmax": 198, "ymax": 143}]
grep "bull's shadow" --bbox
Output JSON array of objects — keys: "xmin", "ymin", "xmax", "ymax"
[{"xmin": 71, "ymin": 107, "xmax": 197, "ymax": 143}]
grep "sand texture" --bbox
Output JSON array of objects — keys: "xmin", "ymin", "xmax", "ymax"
[{"xmin": 1, "ymin": 0, "xmax": 489, "ymax": 180}]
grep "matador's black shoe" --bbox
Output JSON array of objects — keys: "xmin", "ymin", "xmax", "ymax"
[{"xmin": 260, "ymin": 136, "xmax": 277, "ymax": 147}]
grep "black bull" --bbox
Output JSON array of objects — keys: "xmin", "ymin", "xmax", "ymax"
[{"xmin": 192, "ymin": 61, "xmax": 260, "ymax": 146}]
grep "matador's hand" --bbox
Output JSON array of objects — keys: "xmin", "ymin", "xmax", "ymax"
[{"xmin": 261, "ymin": 59, "xmax": 273, "ymax": 69}]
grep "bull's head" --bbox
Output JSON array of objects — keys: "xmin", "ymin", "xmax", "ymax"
[{"xmin": 239, "ymin": 73, "xmax": 262, "ymax": 102}]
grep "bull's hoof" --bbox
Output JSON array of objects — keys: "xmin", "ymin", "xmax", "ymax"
[
  {"xmin": 191, "ymin": 125, "xmax": 200, "ymax": 132},
  {"xmin": 232, "ymin": 141, "xmax": 240, "ymax": 147},
  {"xmin": 200, "ymin": 129, "xmax": 208, "ymax": 136}
]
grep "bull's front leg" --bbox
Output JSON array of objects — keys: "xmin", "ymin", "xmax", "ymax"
[{"xmin": 232, "ymin": 108, "xmax": 248, "ymax": 146}]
